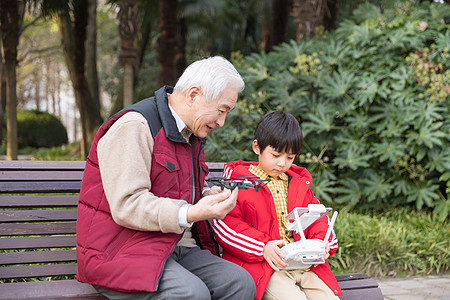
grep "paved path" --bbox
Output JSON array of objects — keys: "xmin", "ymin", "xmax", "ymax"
[{"xmin": 377, "ymin": 273, "xmax": 450, "ymax": 300}]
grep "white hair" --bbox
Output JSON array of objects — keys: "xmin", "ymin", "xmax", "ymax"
[{"xmin": 174, "ymin": 56, "xmax": 244, "ymax": 102}]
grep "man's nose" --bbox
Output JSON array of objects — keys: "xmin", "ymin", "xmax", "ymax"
[{"xmin": 216, "ymin": 114, "xmax": 226, "ymax": 127}]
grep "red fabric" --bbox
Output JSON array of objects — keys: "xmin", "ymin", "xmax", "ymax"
[
  {"xmin": 77, "ymin": 110, "xmax": 214, "ymax": 293},
  {"xmin": 212, "ymin": 160, "xmax": 342, "ymax": 299}
]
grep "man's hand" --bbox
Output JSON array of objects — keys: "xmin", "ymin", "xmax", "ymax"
[
  {"xmin": 187, "ymin": 188, "xmax": 238, "ymax": 222},
  {"xmin": 263, "ymin": 240, "xmax": 289, "ymax": 271},
  {"xmin": 202, "ymin": 185, "xmax": 223, "ymax": 197}
]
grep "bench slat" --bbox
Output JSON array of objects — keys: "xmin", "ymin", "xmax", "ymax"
[
  {"xmin": 0, "ymin": 160, "xmax": 86, "ymax": 170},
  {"xmin": 0, "ymin": 181, "xmax": 82, "ymax": 193},
  {"xmin": 0, "ymin": 195, "xmax": 79, "ymax": 208},
  {"xmin": 0, "ymin": 263, "xmax": 77, "ymax": 279},
  {"xmin": 0, "ymin": 236, "xmax": 76, "ymax": 250},
  {"xmin": 335, "ymin": 273, "xmax": 370, "ymax": 281},
  {"xmin": 339, "ymin": 287, "xmax": 384, "ymax": 300},
  {"xmin": 338, "ymin": 278, "xmax": 379, "ymax": 290},
  {"xmin": 0, "ymin": 249, "xmax": 76, "ymax": 265},
  {"xmin": 0, "ymin": 222, "xmax": 76, "ymax": 236},
  {"xmin": 0, "ymin": 170, "xmax": 84, "ymax": 181},
  {"xmin": 0, "ymin": 209, "xmax": 77, "ymax": 223},
  {"xmin": 0, "ymin": 280, "xmax": 104, "ymax": 300}
]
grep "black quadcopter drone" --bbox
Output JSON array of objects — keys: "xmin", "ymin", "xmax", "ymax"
[{"xmin": 209, "ymin": 176, "xmax": 271, "ymax": 192}]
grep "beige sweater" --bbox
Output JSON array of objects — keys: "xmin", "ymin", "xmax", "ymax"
[{"xmin": 97, "ymin": 111, "xmax": 196, "ymax": 247}]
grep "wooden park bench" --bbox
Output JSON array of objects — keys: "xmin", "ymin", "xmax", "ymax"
[{"xmin": 0, "ymin": 160, "xmax": 383, "ymax": 299}]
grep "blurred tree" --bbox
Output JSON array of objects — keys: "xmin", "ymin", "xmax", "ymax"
[
  {"xmin": 108, "ymin": 0, "xmax": 156, "ymax": 114},
  {"xmin": 0, "ymin": 40, "xmax": 5, "ymax": 144},
  {"xmin": 53, "ymin": 0, "xmax": 103, "ymax": 158},
  {"xmin": 86, "ymin": 0, "xmax": 100, "ymax": 108},
  {"xmin": 118, "ymin": 0, "xmax": 138, "ymax": 107},
  {"xmin": 0, "ymin": 0, "xmax": 25, "ymax": 160},
  {"xmin": 157, "ymin": 0, "xmax": 179, "ymax": 87},
  {"xmin": 263, "ymin": 0, "xmax": 292, "ymax": 52},
  {"xmin": 292, "ymin": 0, "xmax": 338, "ymax": 39}
]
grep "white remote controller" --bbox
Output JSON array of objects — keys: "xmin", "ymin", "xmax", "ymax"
[{"xmin": 280, "ymin": 204, "xmax": 338, "ymax": 270}]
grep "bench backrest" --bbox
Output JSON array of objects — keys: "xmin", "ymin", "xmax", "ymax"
[{"xmin": 0, "ymin": 160, "xmax": 225, "ymax": 282}]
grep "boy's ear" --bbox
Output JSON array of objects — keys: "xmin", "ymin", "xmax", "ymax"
[{"xmin": 252, "ymin": 140, "xmax": 260, "ymax": 155}]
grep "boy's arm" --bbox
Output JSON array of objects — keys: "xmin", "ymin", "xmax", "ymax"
[
  {"xmin": 304, "ymin": 190, "xmax": 339, "ymax": 257},
  {"xmin": 212, "ymin": 202, "xmax": 270, "ymax": 263}
]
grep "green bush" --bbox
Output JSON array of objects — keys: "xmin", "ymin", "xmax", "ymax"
[
  {"xmin": 206, "ymin": 1, "xmax": 450, "ymax": 220},
  {"xmin": 17, "ymin": 110, "xmax": 68, "ymax": 148},
  {"xmin": 329, "ymin": 208, "xmax": 450, "ymax": 278}
]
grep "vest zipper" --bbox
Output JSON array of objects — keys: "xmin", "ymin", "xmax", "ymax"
[{"xmin": 190, "ymin": 141, "xmax": 195, "ymax": 204}]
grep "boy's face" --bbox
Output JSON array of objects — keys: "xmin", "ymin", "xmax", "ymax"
[{"xmin": 252, "ymin": 141, "xmax": 296, "ymax": 177}]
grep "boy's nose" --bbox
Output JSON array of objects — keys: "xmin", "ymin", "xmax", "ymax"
[{"xmin": 277, "ymin": 159, "xmax": 286, "ymax": 166}]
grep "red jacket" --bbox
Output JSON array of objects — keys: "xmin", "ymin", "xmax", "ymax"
[
  {"xmin": 77, "ymin": 87, "xmax": 216, "ymax": 293},
  {"xmin": 212, "ymin": 160, "xmax": 342, "ymax": 299}
]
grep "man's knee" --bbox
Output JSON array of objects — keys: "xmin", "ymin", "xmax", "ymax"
[
  {"xmin": 222, "ymin": 265, "xmax": 256, "ymax": 299},
  {"xmin": 175, "ymin": 280, "xmax": 210, "ymax": 300}
]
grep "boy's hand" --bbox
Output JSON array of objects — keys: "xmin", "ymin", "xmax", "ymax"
[
  {"xmin": 313, "ymin": 239, "xmax": 331, "ymax": 268},
  {"xmin": 263, "ymin": 240, "xmax": 289, "ymax": 271}
]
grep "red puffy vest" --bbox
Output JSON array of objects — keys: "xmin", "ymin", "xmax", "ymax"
[{"xmin": 76, "ymin": 86, "xmax": 217, "ymax": 293}]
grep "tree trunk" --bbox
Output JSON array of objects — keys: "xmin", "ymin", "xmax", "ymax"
[
  {"xmin": 57, "ymin": 1, "xmax": 103, "ymax": 159},
  {"xmin": 175, "ymin": 16, "xmax": 186, "ymax": 78},
  {"xmin": 0, "ymin": 0, "xmax": 24, "ymax": 160},
  {"xmin": 0, "ymin": 44, "xmax": 5, "ymax": 144},
  {"xmin": 292, "ymin": 0, "xmax": 337, "ymax": 39},
  {"xmin": 157, "ymin": 0, "xmax": 178, "ymax": 87},
  {"xmin": 110, "ymin": 8, "xmax": 152, "ymax": 115},
  {"xmin": 4, "ymin": 61, "xmax": 17, "ymax": 160},
  {"xmin": 86, "ymin": 0, "xmax": 100, "ymax": 107},
  {"xmin": 34, "ymin": 70, "xmax": 41, "ymax": 110},
  {"xmin": 271, "ymin": 0, "xmax": 291, "ymax": 48},
  {"xmin": 118, "ymin": 0, "xmax": 138, "ymax": 108}
]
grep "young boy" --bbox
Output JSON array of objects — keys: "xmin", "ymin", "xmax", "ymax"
[{"xmin": 212, "ymin": 111, "xmax": 342, "ymax": 300}]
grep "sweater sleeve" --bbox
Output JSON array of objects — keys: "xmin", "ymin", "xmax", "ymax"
[{"xmin": 97, "ymin": 112, "xmax": 187, "ymax": 234}]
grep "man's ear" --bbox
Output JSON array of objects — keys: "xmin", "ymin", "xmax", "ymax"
[
  {"xmin": 252, "ymin": 140, "xmax": 260, "ymax": 155},
  {"xmin": 185, "ymin": 86, "xmax": 202, "ymax": 107}
]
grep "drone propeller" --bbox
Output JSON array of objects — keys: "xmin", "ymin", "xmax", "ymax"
[{"xmin": 208, "ymin": 176, "xmax": 271, "ymax": 191}]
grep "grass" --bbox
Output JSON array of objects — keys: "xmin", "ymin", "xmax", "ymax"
[{"xmin": 329, "ymin": 207, "xmax": 450, "ymax": 279}]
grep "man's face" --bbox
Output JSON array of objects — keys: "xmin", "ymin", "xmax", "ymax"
[
  {"xmin": 188, "ymin": 84, "xmax": 238, "ymax": 138},
  {"xmin": 253, "ymin": 142, "xmax": 296, "ymax": 177}
]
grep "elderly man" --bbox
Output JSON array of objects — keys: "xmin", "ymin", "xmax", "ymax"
[{"xmin": 77, "ymin": 57, "xmax": 256, "ymax": 300}]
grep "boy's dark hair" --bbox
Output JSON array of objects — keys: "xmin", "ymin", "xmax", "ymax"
[{"xmin": 254, "ymin": 111, "xmax": 303, "ymax": 155}]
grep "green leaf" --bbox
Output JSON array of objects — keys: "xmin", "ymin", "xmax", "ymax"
[
  {"xmin": 311, "ymin": 176, "xmax": 336, "ymax": 204},
  {"xmin": 406, "ymin": 183, "xmax": 440, "ymax": 209},
  {"xmin": 319, "ymin": 71, "xmax": 356, "ymax": 98},
  {"xmin": 334, "ymin": 145, "xmax": 372, "ymax": 170},
  {"xmin": 434, "ymin": 199, "xmax": 450, "ymax": 222},
  {"xmin": 372, "ymin": 140, "xmax": 407, "ymax": 163},
  {"xmin": 407, "ymin": 121, "xmax": 446, "ymax": 149},
  {"xmin": 360, "ymin": 171, "xmax": 393, "ymax": 202},
  {"xmin": 334, "ymin": 178, "xmax": 362, "ymax": 208},
  {"xmin": 425, "ymin": 148, "xmax": 450, "ymax": 173}
]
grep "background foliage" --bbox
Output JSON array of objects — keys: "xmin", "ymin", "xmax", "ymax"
[
  {"xmin": 330, "ymin": 207, "xmax": 450, "ymax": 277},
  {"xmin": 16, "ymin": 110, "xmax": 68, "ymax": 148},
  {"xmin": 205, "ymin": 2, "xmax": 450, "ymax": 221}
]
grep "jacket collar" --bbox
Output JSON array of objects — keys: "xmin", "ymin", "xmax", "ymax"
[{"xmin": 155, "ymin": 86, "xmax": 206, "ymax": 145}]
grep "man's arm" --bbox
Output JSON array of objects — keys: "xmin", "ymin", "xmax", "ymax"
[{"xmin": 98, "ymin": 112, "xmax": 187, "ymax": 234}]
